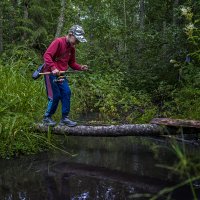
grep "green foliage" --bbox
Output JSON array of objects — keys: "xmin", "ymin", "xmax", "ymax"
[
  {"xmin": 159, "ymin": 5, "xmax": 200, "ymax": 120},
  {"xmin": 171, "ymin": 87, "xmax": 200, "ymax": 119},
  {"xmin": 0, "ymin": 63, "xmax": 51, "ymax": 158},
  {"xmin": 70, "ymin": 69, "xmax": 157, "ymax": 123}
]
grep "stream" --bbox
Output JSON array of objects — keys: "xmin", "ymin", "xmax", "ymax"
[{"xmin": 0, "ymin": 136, "xmax": 199, "ymax": 200}]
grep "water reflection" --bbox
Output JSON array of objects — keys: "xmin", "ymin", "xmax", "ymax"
[
  {"xmin": 44, "ymin": 173, "xmax": 136, "ymax": 200},
  {"xmin": 0, "ymin": 137, "xmax": 199, "ymax": 199}
]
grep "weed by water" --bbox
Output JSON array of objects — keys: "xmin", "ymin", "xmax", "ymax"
[
  {"xmin": 153, "ymin": 137, "xmax": 200, "ymax": 199},
  {"xmin": 129, "ymin": 133, "xmax": 200, "ymax": 199},
  {"xmin": 0, "ymin": 65, "xmax": 62, "ymax": 158}
]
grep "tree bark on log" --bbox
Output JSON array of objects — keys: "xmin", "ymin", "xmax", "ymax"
[
  {"xmin": 35, "ymin": 123, "xmax": 165, "ymax": 136},
  {"xmin": 151, "ymin": 118, "xmax": 200, "ymax": 128}
]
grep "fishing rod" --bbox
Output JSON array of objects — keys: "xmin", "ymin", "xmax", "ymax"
[
  {"xmin": 39, "ymin": 70, "xmax": 80, "ymax": 75},
  {"xmin": 38, "ymin": 70, "xmax": 92, "ymax": 82},
  {"xmin": 39, "ymin": 69, "xmax": 92, "ymax": 75},
  {"xmin": 33, "ymin": 67, "xmax": 92, "ymax": 80}
]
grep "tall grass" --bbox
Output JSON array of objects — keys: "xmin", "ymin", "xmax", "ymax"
[
  {"xmin": 0, "ymin": 65, "xmax": 52, "ymax": 158},
  {"xmin": 151, "ymin": 140, "xmax": 200, "ymax": 200},
  {"xmin": 129, "ymin": 137, "xmax": 200, "ymax": 199},
  {"xmin": 154, "ymin": 131, "xmax": 200, "ymax": 199}
]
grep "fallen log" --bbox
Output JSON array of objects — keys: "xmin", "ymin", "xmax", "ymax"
[
  {"xmin": 151, "ymin": 118, "xmax": 200, "ymax": 128},
  {"xmin": 34, "ymin": 118, "xmax": 200, "ymax": 137},
  {"xmin": 35, "ymin": 123, "xmax": 165, "ymax": 136}
]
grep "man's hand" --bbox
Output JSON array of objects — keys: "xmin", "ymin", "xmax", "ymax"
[
  {"xmin": 81, "ymin": 65, "xmax": 88, "ymax": 71},
  {"xmin": 52, "ymin": 69, "xmax": 60, "ymax": 76}
]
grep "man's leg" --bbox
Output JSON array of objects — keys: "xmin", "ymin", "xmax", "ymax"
[
  {"xmin": 43, "ymin": 75, "xmax": 61, "ymax": 126},
  {"xmin": 59, "ymin": 79, "xmax": 77, "ymax": 127},
  {"xmin": 59, "ymin": 79, "xmax": 71, "ymax": 118}
]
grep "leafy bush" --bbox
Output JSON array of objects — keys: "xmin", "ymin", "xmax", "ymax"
[
  {"xmin": 172, "ymin": 87, "xmax": 200, "ymax": 119},
  {"xmin": 70, "ymin": 69, "xmax": 157, "ymax": 123}
]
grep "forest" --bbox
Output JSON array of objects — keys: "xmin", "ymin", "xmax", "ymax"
[{"xmin": 0, "ymin": 0, "xmax": 200, "ymax": 158}]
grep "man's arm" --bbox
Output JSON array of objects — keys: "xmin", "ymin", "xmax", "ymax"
[
  {"xmin": 43, "ymin": 39, "xmax": 60, "ymax": 71},
  {"xmin": 68, "ymin": 47, "xmax": 87, "ymax": 71}
]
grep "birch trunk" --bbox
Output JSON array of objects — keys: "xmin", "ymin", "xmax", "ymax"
[
  {"xmin": 139, "ymin": 0, "xmax": 145, "ymax": 30},
  {"xmin": 173, "ymin": 0, "xmax": 179, "ymax": 26},
  {"xmin": 21, "ymin": 1, "xmax": 29, "ymax": 41},
  {"xmin": 0, "ymin": 6, "xmax": 3, "ymax": 52},
  {"xmin": 123, "ymin": 0, "xmax": 127, "ymax": 53},
  {"xmin": 55, "ymin": 0, "xmax": 66, "ymax": 38}
]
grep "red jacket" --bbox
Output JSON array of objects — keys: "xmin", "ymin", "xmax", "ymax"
[{"xmin": 43, "ymin": 36, "xmax": 82, "ymax": 72}]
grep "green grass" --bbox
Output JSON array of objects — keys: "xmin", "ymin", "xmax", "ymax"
[{"xmin": 0, "ymin": 65, "xmax": 51, "ymax": 158}]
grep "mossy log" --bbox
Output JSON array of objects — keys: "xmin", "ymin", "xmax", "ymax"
[{"xmin": 35, "ymin": 123, "xmax": 165, "ymax": 136}]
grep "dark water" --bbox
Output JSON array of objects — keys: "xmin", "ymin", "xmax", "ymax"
[{"xmin": 0, "ymin": 136, "xmax": 199, "ymax": 200}]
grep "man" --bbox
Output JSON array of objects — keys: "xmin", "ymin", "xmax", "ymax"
[{"xmin": 43, "ymin": 25, "xmax": 88, "ymax": 127}]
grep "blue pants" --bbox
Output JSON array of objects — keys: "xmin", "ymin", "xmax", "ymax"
[{"xmin": 44, "ymin": 75, "xmax": 71, "ymax": 118}]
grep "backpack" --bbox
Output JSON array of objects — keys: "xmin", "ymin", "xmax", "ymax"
[{"xmin": 32, "ymin": 63, "xmax": 45, "ymax": 80}]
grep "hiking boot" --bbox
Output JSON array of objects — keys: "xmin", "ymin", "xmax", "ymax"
[
  {"xmin": 59, "ymin": 117, "xmax": 77, "ymax": 127},
  {"xmin": 43, "ymin": 116, "xmax": 56, "ymax": 127}
]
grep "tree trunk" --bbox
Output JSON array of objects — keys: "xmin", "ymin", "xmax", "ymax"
[
  {"xmin": 173, "ymin": 0, "xmax": 179, "ymax": 26},
  {"xmin": 21, "ymin": 1, "xmax": 29, "ymax": 41},
  {"xmin": 139, "ymin": 0, "xmax": 145, "ymax": 30},
  {"xmin": 35, "ymin": 124, "xmax": 164, "ymax": 136},
  {"xmin": 0, "ymin": 6, "xmax": 3, "ymax": 52},
  {"xmin": 123, "ymin": 0, "xmax": 127, "ymax": 53},
  {"xmin": 35, "ymin": 118, "xmax": 200, "ymax": 136},
  {"xmin": 55, "ymin": 0, "xmax": 66, "ymax": 38}
]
